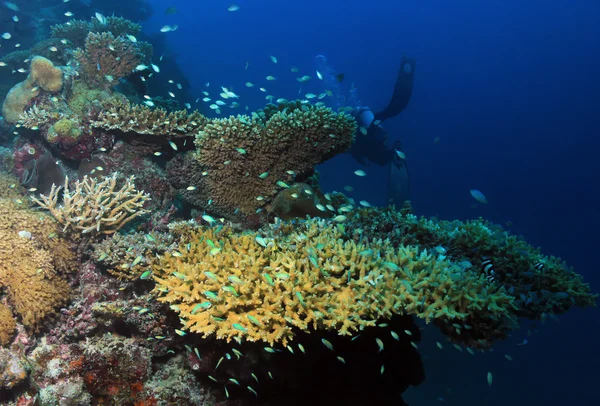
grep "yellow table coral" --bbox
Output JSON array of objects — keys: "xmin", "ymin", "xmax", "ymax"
[{"xmin": 153, "ymin": 220, "xmax": 515, "ymax": 346}]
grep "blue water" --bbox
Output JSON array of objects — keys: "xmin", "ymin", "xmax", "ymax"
[{"xmin": 141, "ymin": 0, "xmax": 600, "ymax": 404}]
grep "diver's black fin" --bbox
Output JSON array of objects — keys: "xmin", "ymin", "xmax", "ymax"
[
  {"xmin": 387, "ymin": 154, "xmax": 411, "ymax": 207},
  {"xmin": 374, "ymin": 56, "xmax": 415, "ymax": 122}
]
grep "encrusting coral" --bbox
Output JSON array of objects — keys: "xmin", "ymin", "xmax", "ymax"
[
  {"xmin": 0, "ymin": 303, "xmax": 16, "ymax": 347},
  {"xmin": 32, "ymin": 173, "xmax": 151, "ymax": 235},
  {"xmin": 152, "ymin": 219, "xmax": 516, "ymax": 347},
  {"xmin": 167, "ymin": 101, "xmax": 356, "ymax": 222},
  {"xmin": 1, "ymin": 56, "xmax": 63, "ymax": 123}
]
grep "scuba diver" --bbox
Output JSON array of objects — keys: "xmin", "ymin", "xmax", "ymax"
[{"xmin": 314, "ymin": 55, "xmax": 415, "ymax": 207}]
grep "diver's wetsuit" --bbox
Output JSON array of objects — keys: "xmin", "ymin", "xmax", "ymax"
[{"xmin": 348, "ymin": 57, "xmax": 415, "ymax": 206}]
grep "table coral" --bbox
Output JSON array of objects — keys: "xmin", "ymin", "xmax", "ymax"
[
  {"xmin": 32, "ymin": 173, "xmax": 151, "ymax": 235},
  {"xmin": 90, "ymin": 98, "xmax": 207, "ymax": 137},
  {"xmin": 50, "ymin": 16, "xmax": 142, "ymax": 48},
  {"xmin": 168, "ymin": 102, "xmax": 356, "ymax": 222},
  {"xmin": 152, "ymin": 219, "xmax": 516, "ymax": 347},
  {"xmin": 74, "ymin": 32, "xmax": 149, "ymax": 88},
  {"xmin": 1, "ymin": 56, "xmax": 63, "ymax": 123}
]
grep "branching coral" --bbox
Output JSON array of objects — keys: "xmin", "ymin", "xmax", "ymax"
[
  {"xmin": 90, "ymin": 98, "xmax": 207, "ymax": 137},
  {"xmin": 50, "ymin": 17, "xmax": 142, "ymax": 48},
  {"xmin": 92, "ymin": 231, "xmax": 176, "ymax": 280},
  {"xmin": 0, "ymin": 198, "xmax": 74, "ymax": 331},
  {"xmin": 2, "ymin": 56, "xmax": 63, "ymax": 123},
  {"xmin": 32, "ymin": 173, "xmax": 151, "ymax": 235},
  {"xmin": 74, "ymin": 32, "xmax": 148, "ymax": 88},
  {"xmin": 337, "ymin": 207, "xmax": 598, "ymax": 346},
  {"xmin": 167, "ymin": 102, "xmax": 356, "ymax": 221},
  {"xmin": 152, "ymin": 219, "xmax": 516, "ymax": 347}
]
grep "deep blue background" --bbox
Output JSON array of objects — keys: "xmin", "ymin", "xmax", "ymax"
[{"xmin": 141, "ymin": 1, "xmax": 600, "ymax": 404}]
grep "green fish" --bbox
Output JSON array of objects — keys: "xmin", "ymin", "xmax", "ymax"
[
  {"xmin": 228, "ymin": 275, "xmax": 244, "ymax": 284},
  {"xmin": 175, "ymin": 329, "xmax": 186, "ymax": 336},
  {"xmin": 247, "ymin": 386, "xmax": 258, "ymax": 397},
  {"xmin": 229, "ymin": 378, "xmax": 240, "ymax": 385},
  {"xmin": 383, "ymin": 262, "xmax": 399, "ymax": 271},
  {"xmin": 140, "ymin": 270, "xmax": 152, "ymax": 280},
  {"xmin": 376, "ymin": 338, "xmax": 384, "ymax": 353},
  {"xmin": 215, "ymin": 356, "xmax": 224, "ymax": 370},
  {"xmin": 276, "ymin": 181, "xmax": 290, "ymax": 188},
  {"xmin": 210, "ymin": 248, "xmax": 221, "ymax": 255},
  {"xmin": 232, "ymin": 348, "xmax": 243, "ymax": 359},
  {"xmin": 259, "ymin": 171, "xmax": 269, "ymax": 179},
  {"xmin": 247, "ymin": 315, "xmax": 262, "ymax": 326},
  {"xmin": 235, "ymin": 148, "xmax": 247, "ymax": 154},
  {"xmin": 262, "ymin": 273, "xmax": 274, "ymax": 286},
  {"xmin": 173, "ymin": 272, "xmax": 187, "ymax": 280},
  {"xmin": 203, "ymin": 271, "xmax": 217, "ymax": 280},
  {"xmin": 251, "ymin": 372, "xmax": 259, "ymax": 382},
  {"xmin": 191, "ymin": 302, "xmax": 212, "ymax": 314},
  {"xmin": 321, "ymin": 338, "xmax": 334, "ymax": 351},
  {"xmin": 275, "ymin": 273, "xmax": 289, "ymax": 280},
  {"xmin": 222, "ymin": 285, "xmax": 239, "ymax": 296},
  {"xmin": 233, "ymin": 323, "xmax": 247, "ymax": 332},
  {"xmin": 208, "ymin": 375, "xmax": 218, "ymax": 382},
  {"xmin": 295, "ymin": 291, "xmax": 306, "ymax": 307},
  {"xmin": 391, "ymin": 331, "xmax": 400, "ymax": 341},
  {"xmin": 204, "ymin": 291, "xmax": 218, "ymax": 300},
  {"xmin": 207, "ymin": 239, "xmax": 215, "ymax": 248},
  {"xmin": 264, "ymin": 347, "xmax": 276, "ymax": 353}
]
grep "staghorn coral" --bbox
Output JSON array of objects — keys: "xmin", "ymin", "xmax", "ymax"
[
  {"xmin": 0, "ymin": 304, "xmax": 16, "ymax": 347},
  {"xmin": 74, "ymin": 32, "xmax": 148, "ymax": 88},
  {"xmin": 2, "ymin": 56, "xmax": 63, "ymax": 123},
  {"xmin": 168, "ymin": 102, "xmax": 356, "ymax": 222},
  {"xmin": 152, "ymin": 219, "xmax": 516, "ymax": 347},
  {"xmin": 0, "ymin": 198, "xmax": 74, "ymax": 331},
  {"xmin": 90, "ymin": 98, "xmax": 207, "ymax": 137},
  {"xmin": 32, "ymin": 173, "xmax": 151, "ymax": 236},
  {"xmin": 50, "ymin": 17, "xmax": 142, "ymax": 49}
]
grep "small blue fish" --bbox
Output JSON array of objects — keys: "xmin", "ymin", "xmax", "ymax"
[{"xmin": 470, "ymin": 189, "xmax": 488, "ymax": 204}]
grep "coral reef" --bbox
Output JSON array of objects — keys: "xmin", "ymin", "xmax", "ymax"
[
  {"xmin": 1, "ymin": 56, "xmax": 63, "ymax": 123},
  {"xmin": 0, "ymin": 10, "xmax": 595, "ymax": 406},
  {"xmin": 32, "ymin": 173, "xmax": 151, "ymax": 235}
]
